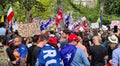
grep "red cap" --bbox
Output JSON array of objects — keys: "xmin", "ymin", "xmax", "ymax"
[
  {"xmin": 68, "ymin": 33, "xmax": 79, "ymax": 42},
  {"xmin": 48, "ymin": 37, "xmax": 57, "ymax": 45}
]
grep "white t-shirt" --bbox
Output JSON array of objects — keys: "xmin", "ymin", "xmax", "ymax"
[{"xmin": 0, "ymin": 27, "xmax": 6, "ymax": 36}]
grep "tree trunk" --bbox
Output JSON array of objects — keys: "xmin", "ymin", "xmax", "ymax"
[
  {"xmin": 26, "ymin": 10, "xmax": 32, "ymax": 23},
  {"xmin": 100, "ymin": 0, "xmax": 104, "ymax": 16}
]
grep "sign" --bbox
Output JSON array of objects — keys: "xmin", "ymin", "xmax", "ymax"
[
  {"xmin": 111, "ymin": 20, "xmax": 119, "ymax": 26},
  {"xmin": 18, "ymin": 23, "xmax": 40, "ymax": 37},
  {"xmin": 91, "ymin": 23, "xmax": 99, "ymax": 28},
  {"xmin": 81, "ymin": 16, "xmax": 86, "ymax": 22}
]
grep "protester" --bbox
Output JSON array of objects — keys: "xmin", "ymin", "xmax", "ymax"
[
  {"xmin": 60, "ymin": 33, "xmax": 90, "ymax": 66},
  {"xmin": 27, "ymin": 35, "xmax": 40, "ymax": 66},
  {"xmin": 112, "ymin": 35, "xmax": 120, "ymax": 66},
  {"xmin": 35, "ymin": 34, "xmax": 62, "ymax": 66},
  {"xmin": 59, "ymin": 29, "xmax": 70, "ymax": 48},
  {"xmin": 31, "ymin": 34, "xmax": 49, "ymax": 66},
  {"xmin": 0, "ymin": 23, "xmax": 6, "ymax": 36},
  {"xmin": 6, "ymin": 35, "xmax": 28, "ymax": 66},
  {"xmin": 107, "ymin": 34, "xmax": 118, "ymax": 65},
  {"xmin": 89, "ymin": 36, "xmax": 108, "ymax": 66},
  {"xmin": 76, "ymin": 31, "xmax": 89, "ymax": 57}
]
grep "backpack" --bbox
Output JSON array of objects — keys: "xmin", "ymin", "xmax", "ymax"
[{"xmin": 0, "ymin": 46, "xmax": 12, "ymax": 66}]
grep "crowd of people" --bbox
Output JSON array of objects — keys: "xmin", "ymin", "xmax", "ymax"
[{"xmin": 0, "ymin": 22, "xmax": 120, "ymax": 66}]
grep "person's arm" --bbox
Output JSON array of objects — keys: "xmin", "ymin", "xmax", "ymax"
[{"xmin": 112, "ymin": 50, "xmax": 118, "ymax": 66}]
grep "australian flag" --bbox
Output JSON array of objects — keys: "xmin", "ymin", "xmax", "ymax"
[
  {"xmin": 60, "ymin": 44, "xmax": 77, "ymax": 66},
  {"xmin": 65, "ymin": 13, "xmax": 71, "ymax": 28}
]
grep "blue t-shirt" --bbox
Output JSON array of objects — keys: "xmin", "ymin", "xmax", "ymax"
[
  {"xmin": 36, "ymin": 44, "xmax": 62, "ymax": 66},
  {"xmin": 18, "ymin": 44, "xmax": 28, "ymax": 58}
]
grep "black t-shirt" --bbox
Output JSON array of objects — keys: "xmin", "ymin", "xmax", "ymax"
[
  {"xmin": 31, "ymin": 46, "xmax": 41, "ymax": 66},
  {"xmin": 89, "ymin": 45, "xmax": 108, "ymax": 66},
  {"xmin": 27, "ymin": 45, "xmax": 36, "ymax": 65}
]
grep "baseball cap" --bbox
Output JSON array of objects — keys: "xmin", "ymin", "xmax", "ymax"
[
  {"xmin": 48, "ymin": 37, "xmax": 58, "ymax": 45},
  {"xmin": 68, "ymin": 33, "xmax": 79, "ymax": 42}
]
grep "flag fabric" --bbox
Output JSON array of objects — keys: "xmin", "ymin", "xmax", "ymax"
[
  {"xmin": 65, "ymin": 13, "xmax": 71, "ymax": 28},
  {"xmin": 97, "ymin": 16, "xmax": 102, "ymax": 24},
  {"xmin": 44, "ymin": 18, "xmax": 52, "ymax": 27},
  {"xmin": 7, "ymin": 7, "xmax": 14, "ymax": 23},
  {"xmin": 40, "ymin": 22, "xmax": 45, "ymax": 31},
  {"xmin": 60, "ymin": 44, "xmax": 77, "ymax": 66},
  {"xmin": 1, "ymin": 15, "xmax": 4, "ymax": 23},
  {"xmin": 82, "ymin": 20, "xmax": 88, "ymax": 31},
  {"xmin": 55, "ymin": 9, "xmax": 63, "ymax": 27}
]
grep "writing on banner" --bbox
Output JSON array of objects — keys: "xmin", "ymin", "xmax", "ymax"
[
  {"xmin": 18, "ymin": 23, "xmax": 40, "ymax": 37},
  {"xmin": 91, "ymin": 22, "xmax": 99, "ymax": 28}
]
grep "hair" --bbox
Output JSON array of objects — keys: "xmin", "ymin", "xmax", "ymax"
[
  {"xmin": 63, "ymin": 29, "xmax": 70, "ymax": 35},
  {"xmin": 32, "ymin": 35, "xmax": 38, "ymax": 43},
  {"xmin": 40, "ymin": 34, "xmax": 49, "ymax": 41},
  {"xmin": 93, "ymin": 36, "xmax": 102, "ymax": 44},
  {"xmin": 14, "ymin": 35, "xmax": 22, "ymax": 42},
  {"xmin": 93, "ymin": 29, "xmax": 98, "ymax": 36}
]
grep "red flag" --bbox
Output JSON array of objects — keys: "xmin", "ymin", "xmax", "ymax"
[
  {"xmin": 55, "ymin": 9, "xmax": 63, "ymax": 27},
  {"xmin": 7, "ymin": 7, "xmax": 14, "ymax": 24}
]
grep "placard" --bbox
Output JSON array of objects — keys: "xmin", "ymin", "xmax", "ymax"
[
  {"xmin": 18, "ymin": 23, "xmax": 40, "ymax": 37},
  {"xmin": 91, "ymin": 23, "xmax": 99, "ymax": 28}
]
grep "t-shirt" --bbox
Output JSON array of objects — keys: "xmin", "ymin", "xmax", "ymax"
[
  {"xmin": 89, "ymin": 45, "xmax": 108, "ymax": 66},
  {"xmin": 0, "ymin": 27, "xmax": 6, "ymax": 36},
  {"xmin": 31, "ymin": 46, "xmax": 41, "ymax": 66},
  {"xmin": 27, "ymin": 45, "xmax": 36, "ymax": 66},
  {"xmin": 36, "ymin": 44, "xmax": 62, "ymax": 66}
]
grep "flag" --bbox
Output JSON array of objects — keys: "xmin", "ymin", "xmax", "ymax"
[
  {"xmin": 97, "ymin": 16, "xmax": 102, "ymax": 24},
  {"xmin": 7, "ymin": 7, "xmax": 14, "ymax": 23},
  {"xmin": 40, "ymin": 22, "xmax": 45, "ymax": 31},
  {"xmin": 65, "ymin": 13, "xmax": 71, "ymax": 28},
  {"xmin": 44, "ymin": 18, "xmax": 52, "ymax": 27},
  {"xmin": 1, "ymin": 15, "xmax": 4, "ymax": 23},
  {"xmin": 55, "ymin": 8, "xmax": 63, "ymax": 27},
  {"xmin": 60, "ymin": 44, "xmax": 77, "ymax": 66},
  {"xmin": 82, "ymin": 20, "xmax": 88, "ymax": 31}
]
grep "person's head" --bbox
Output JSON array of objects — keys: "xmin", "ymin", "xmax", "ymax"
[
  {"xmin": 32, "ymin": 35, "xmax": 39, "ymax": 44},
  {"xmin": 108, "ymin": 35, "xmax": 118, "ymax": 44},
  {"xmin": 61, "ymin": 29, "xmax": 70, "ymax": 39},
  {"xmin": 14, "ymin": 35, "xmax": 22, "ymax": 46},
  {"xmin": 48, "ymin": 37, "xmax": 58, "ymax": 49},
  {"xmin": 68, "ymin": 33, "xmax": 79, "ymax": 45},
  {"xmin": 92, "ymin": 36, "xmax": 102, "ymax": 45},
  {"xmin": 39, "ymin": 34, "xmax": 49, "ymax": 45}
]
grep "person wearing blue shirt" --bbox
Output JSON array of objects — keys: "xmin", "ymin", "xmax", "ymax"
[
  {"xmin": 36, "ymin": 44, "xmax": 62, "ymax": 66},
  {"xmin": 60, "ymin": 33, "xmax": 90, "ymax": 66}
]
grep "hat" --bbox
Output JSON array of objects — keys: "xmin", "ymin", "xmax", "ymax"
[
  {"xmin": 68, "ymin": 33, "xmax": 79, "ymax": 42},
  {"xmin": 48, "ymin": 37, "xmax": 57, "ymax": 45},
  {"xmin": 108, "ymin": 35, "xmax": 118, "ymax": 44}
]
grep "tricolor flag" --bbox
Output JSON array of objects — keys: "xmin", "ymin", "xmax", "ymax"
[
  {"xmin": 55, "ymin": 8, "xmax": 63, "ymax": 27},
  {"xmin": 65, "ymin": 13, "xmax": 71, "ymax": 28},
  {"xmin": 7, "ymin": 7, "xmax": 14, "ymax": 23},
  {"xmin": 97, "ymin": 16, "xmax": 102, "ymax": 24},
  {"xmin": 44, "ymin": 18, "xmax": 52, "ymax": 28}
]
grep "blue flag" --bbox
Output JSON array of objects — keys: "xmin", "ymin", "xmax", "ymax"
[
  {"xmin": 100, "ymin": 16, "xmax": 102, "ymax": 24},
  {"xmin": 40, "ymin": 22, "xmax": 45, "ymax": 31},
  {"xmin": 65, "ymin": 13, "xmax": 70, "ymax": 28},
  {"xmin": 60, "ymin": 44, "xmax": 77, "ymax": 66},
  {"xmin": 45, "ymin": 18, "xmax": 52, "ymax": 28}
]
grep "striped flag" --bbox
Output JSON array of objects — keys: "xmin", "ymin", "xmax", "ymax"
[{"xmin": 7, "ymin": 7, "xmax": 14, "ymax": 24}]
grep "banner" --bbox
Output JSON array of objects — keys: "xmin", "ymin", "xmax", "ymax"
[
  {"xmin": 91, "ymin": 22, "xmax": 99, "ymax": 28},
  {"xmin": 18, "ymin": 23, "xmax": 40, "ymax": 37}
]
